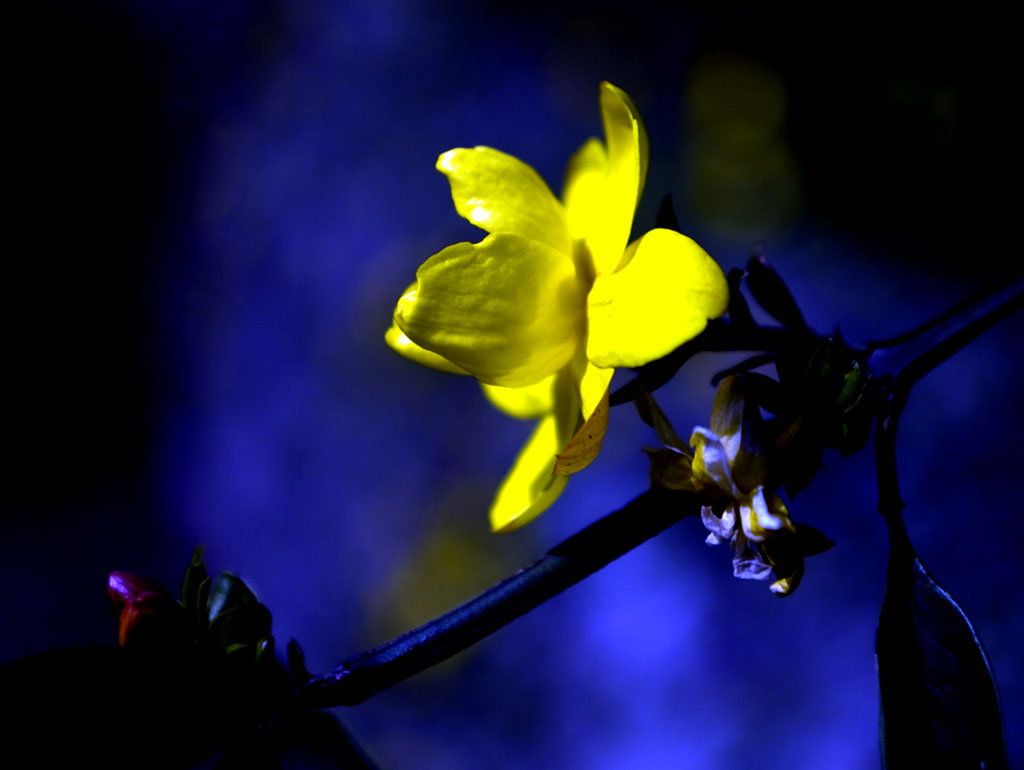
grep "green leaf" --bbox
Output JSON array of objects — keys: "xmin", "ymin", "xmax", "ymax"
[
  {"xmin": 876, "ymin": 540, "xmax": 1008, "ymax": 769},
  {"xmin": 255, "ymin": 637, "xmax": 275, "ymax": 666},
  {"xmin": 835, "ymin": 360, "xmax": 864, "ymax": 408},
  {"xmin": 182, "ymin": 545, "xmax": 209, "ymax": 616},
  {"xmin": 209, "ymin": 603, "xmax": 273, "ymax": 652},
  {"xmin": 207, "ymin": 574, "xmax": 260, "ymax": 623}
]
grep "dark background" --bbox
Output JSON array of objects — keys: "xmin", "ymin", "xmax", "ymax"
[{"xmin": 4, "ymin": 2, "xmax": 1021, "ymax": 768}]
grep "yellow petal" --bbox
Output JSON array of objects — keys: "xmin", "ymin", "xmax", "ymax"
[
  {"xmin": 562, "ymin": 138, "xmax": 616, "ymax": 274},
  {"xmin": 573, "ymin": 353, "xmax": 614, "ymax": 421},
  {"xmin": 396, "ymin": 233, "xmax": 587, "ymax": 387},
  {"xmin": 386, "ymin": 283, "xmax": 472, "ymax": 374},
  {"xmin": 586, "ymin": 228, "xmax": 728, "ymax": 369},
  {"xmin": 438, "ymin": 147, "xmax": 571, "ymax": 254},
  {"xmin": 482, "ymin": 374, "xmax": 556, "ymax": 420},
  {"xmin": 489, "ymin": 367, "xmax": 581, "ymax": 531},
  {"xmin": 600, "ymin": 81, "xmax": 649, "ymax": 226},
  {"xmin": 385, "ymin": 323, "xmax": 471, "ymax": 375},
  {"xmin": 561, "ymin": 82, "xmax": 650, "ymax": 277},
  {"xmin": 489, "ymin": 413, "xmax": 570, "ymax": 532}
]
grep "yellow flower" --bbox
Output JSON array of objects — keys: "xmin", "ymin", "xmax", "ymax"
[
  {"xmin": 690, "ymin": 376, "xmax": 801, "ymax": 595},
  {"xmin": 387, "ymin": 82, "xmax": 728, "ymax": 532}
]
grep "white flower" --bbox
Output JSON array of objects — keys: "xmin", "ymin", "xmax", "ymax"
[{"xmin": 690, "ymin": 376, "xmax": 799, "ymax": 595}]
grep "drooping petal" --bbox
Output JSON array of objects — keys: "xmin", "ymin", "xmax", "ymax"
[
  {"xmin": 396, "ymin": 233, "xmax": 587, "ymax": 387},
  {"xmin": 586, "ymin": 228, "xmax": 729, "ymax": 368},
  {"xmin": 489, "ymin": 413, "xmax": 569, "ymax": 532},
  {"xmin": 385, "ymin": 323, "xmax": 471, "ymax": 375},
  {"xmin": 482, "ymin": 374, "xmax": 556, "ymax": 420},
  {"xmin": 438, "ymin": 147, "xmax": 571, "ymax": 254},
  {"xmin": 488, "ymin": 367, "xmax": 581, "ymax": 531}
]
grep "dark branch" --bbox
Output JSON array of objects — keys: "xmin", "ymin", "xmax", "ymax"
[
  {"xmin": 295, "ymin": 489, "xmax": 700, "ymax": 708},
  {"xmin": 611, "ymin": 320, "xmax": 786, "ymax": 405},
  {"xmin": 867, "ymin": 277, "xmax": 1024, "ymax": 391}
]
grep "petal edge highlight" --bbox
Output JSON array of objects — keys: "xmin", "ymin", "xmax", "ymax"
[{"xmin": 438, "ymin": 147, "xmax": 571, "ymax": 254}]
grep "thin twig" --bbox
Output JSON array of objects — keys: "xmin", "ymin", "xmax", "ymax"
[{"xmin": 867, "ymin": 277, "xmax": 1024, "ymax": 390}]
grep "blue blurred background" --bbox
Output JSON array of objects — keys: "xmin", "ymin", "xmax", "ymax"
[{"xmin": 4, "ymin": 2, "xmax": 1021, "ymax": 767}]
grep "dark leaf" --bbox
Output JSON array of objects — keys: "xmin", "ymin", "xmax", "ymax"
[
  {"xmin": 835, "ymin": 359, "xmax": 865, "ymax": 409},
  {"xmin": 802, "ymin": 338, "xmax": 849, "ymax": 404},
  {"xmin": 792, "ymin": 522, "xmax": 835, "ymax": 556},
  {"xmin": 746, "ymin": 254, "xmax": 806, "ymax": 330},
  {"xmin": 183, "ymin": 547, "xmax": 211, "ymax": 636},
  {"xmin": 208, "ymin": 573, "xmax": 261, "ymax": 623},
  {"xmin": 182, "ymin": 545, "xmax": 208, "ymax": 615},
  {"xmin": 645, "ymin": 448, "xmax": 703, "ymax": 493},
  {"xmin": 256, "ymin": 636, "xmax": 275, "ymax": 665},
  {"xmin": 838, "ymin": 403, "xmax": 874, "ymax": 457},
  {"xmin": 209, "ymin": 603, "xmax": 273, "ymax": 652},
  {"xmin": 727, "ymin": 267, "xmax": 754, "ymax": 327},
  {"xmin": 633, "ymin": 387, "xmax": 686, "ymax": 451},
  {"xmin": 773, "ymin": 418, "xmax": 823, "ymax": 499},
  {"xmin": 876, "ymin": 540, "xmax": 1008, "ymax": 769}
]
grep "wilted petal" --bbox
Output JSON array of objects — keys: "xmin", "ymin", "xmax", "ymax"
[
  {"xmin": 438, "ymin": 147, "xmax": 571, "ymax": 254},
  {"xmin": 397, "ymin": 233, "xmax": 586, "ymax": 387},
  {"xmin": 702, "ymin": 504, "xmax": 735, "ymax": 544},
  {"xmin": 489, "ymin": 413, "xmax": 570, "ymax": 532},
  {"xmin": 482, "ymin": 374, "xmax": 556, "ymax": 420},
  {"xmin": 741, "ymin": 487, "xmax": 795, "ymax": 542},
  {"xmin": 586, "ymin": 228, "xmax": 729, "ymax": 369},
  {"xmin": 732, "ymin": 539, "xmax": 775, "ymax": 581},
  {"xmin": 712, "ymin": 376, "xmax": 770, "ymax": 492},
  {"xmin": 708, "ymin": 375, "xmax": 745, "ymax": 440},
  {"xmin": 553, "ymin": 387, "xmax": 608, "ymax": 476},
  {"xmin": 690, "ymin": 426, "xmax": 738, "ymax": 497}
]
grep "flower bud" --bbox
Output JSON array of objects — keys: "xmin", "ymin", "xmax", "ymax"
[
  {"xmin": 107, "ymin": 571, "xmax": 165, "ymax": 613},
  {"xmin": 107, "ymin": 571, "xmax": 186, "ymax": 648}
]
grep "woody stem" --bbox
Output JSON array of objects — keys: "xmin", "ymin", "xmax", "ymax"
[{"xmin": 294, "ymin": 489, "xmax": 699, "ymax": 708}]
